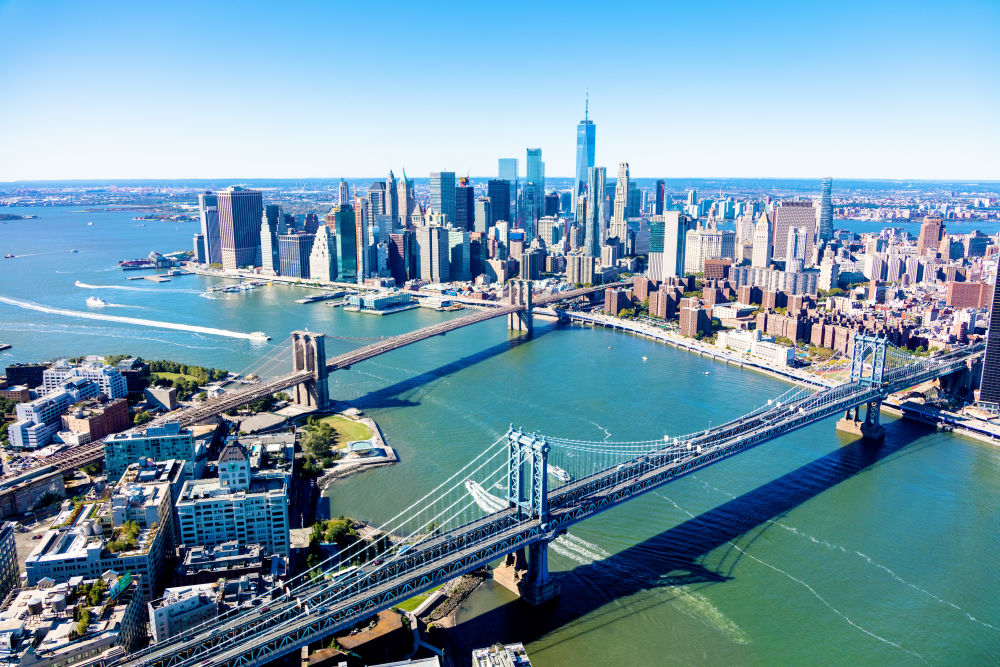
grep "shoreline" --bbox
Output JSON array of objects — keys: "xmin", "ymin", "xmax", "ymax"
[{"xmin": 315, "ymin": 415, "xmax": 399, "ymax": 491}]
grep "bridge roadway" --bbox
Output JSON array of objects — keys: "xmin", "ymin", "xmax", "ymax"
[
  {"xmin": 123, "ymin": 344, "xmax": 982, "ymax": 667},
  {"xmin": 36, "ymin": 284, "xmax": 620, "ymax": 475}
]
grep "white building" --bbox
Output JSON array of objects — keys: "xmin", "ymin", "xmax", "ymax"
[
  {"xmin": 751, "ymin": 214, "xmax": 772, "ymax": 268},
  {"xmin": 10, "ymin": 379, "xmax": 100, "ymax": 449},
  {"xmin": 684, "ymin": 225, "xmax": 735, "ymax": 274},
  {"xmin": 148, "ymin": 583, "xmax": 220, "ymax": 644},
  {"xmin": 42, "ymin": 360, "xmax": 127, "ymax": 399},
  {"xmin": 308, "ymin": 224, "xmax": 338, "ymax": 283},
  {"xmin": 175, "ymin": 443, "xmax": 290, "ymax": 556},
  {"xmin": 716, "ymin": 329, "xmax": 794, "ymax": 367}
]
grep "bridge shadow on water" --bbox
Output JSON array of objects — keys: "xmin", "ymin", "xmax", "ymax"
[
  {"xmin": 345, "ymin": 325, "xmax": 553, "ymax": 411},
  {"xmin": 438, "ymin": 417, "xmax": 934, "ymax": 664}
]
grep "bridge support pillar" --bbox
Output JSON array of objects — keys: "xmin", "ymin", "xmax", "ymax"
[
  {"xmin": 836, "ymin": 400, "xmax": 885, "ymax": 441},
  {"xmin": 290, "ymin": 330, "xmax": 328, "ymax": 409},
  {"xmin": 492, "ymin": 539, "xmax": 561, "ymax": 605},
  {"xmin": 507, "ymin": 279, "xmax": 533, "ymax": 334}
]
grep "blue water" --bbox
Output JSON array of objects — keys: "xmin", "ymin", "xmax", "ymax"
[{"xmin": 1, "ymin": 207, "xmax": 998, "ymax": 665}]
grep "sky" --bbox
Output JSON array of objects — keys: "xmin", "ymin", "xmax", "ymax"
[{"xmin": 1, "ymin": 0, "xmax": 998, "ymax": 182}]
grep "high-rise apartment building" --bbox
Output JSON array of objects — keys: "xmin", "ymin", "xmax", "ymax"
[
  {"xmin": 817, "ymin": 177, "xmax": 833, "ymax": 242},
  {"xmin": 917, "ymin": 216, "xmax": 945, "ymax": 256},
  {"xmin": 752, "ymin": 213, "xmax": 773, "ymax": 268},
  {"xmin": 574, "ymin": 94, "xmax": 596, "ymax": 205},
  {"xmin": 197, "ymin": 192, "xmax": 222, "ymax": 265},
  {"xmin": 684, "ymin": 225, "xmax": 736, "ymax": 274},
  {"xmin": 216, "ymin": 186, "xmax": 263, "ymax": 271},
  {"xmin": 584, "ymin": 166, "xmax": 606, "ymax": 257},
  {"xmin": 771, "ymin": 201, "xmax": 816, "ymax": 262},
  {"xmin": 430, "ymin": 171, "xmax": 456, "ymax": 224}
]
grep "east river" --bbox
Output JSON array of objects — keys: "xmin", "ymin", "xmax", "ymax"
[{"xmin": 1, "ymin": 207, "xmax": 998, "ymax": 664}]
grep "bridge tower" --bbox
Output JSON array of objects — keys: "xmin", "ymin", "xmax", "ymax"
[
  {"xmin": 290, "ymin": 331, "xmax": 329, "ymax": 409},
  {"xmin": 493, "ymin": 427, "xmax": 561, "ymax": 605},
  {"xmin": 837, "ymin": 334, "xmax": 886, "ymax": 441},
  {"xmin": 508, "ymin": 279, "xmax": 534, "ymax": 334}
]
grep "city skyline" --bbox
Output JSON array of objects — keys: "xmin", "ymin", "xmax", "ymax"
[{"xmin": 1, "ymin": 1, "xmax": 998, "ymax": 182}]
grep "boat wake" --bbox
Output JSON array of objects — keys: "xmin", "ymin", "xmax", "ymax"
[
  {"xmin": 0, "ymin": 295, "xmax": 257, "ymax": 340},
  {"xmin": 75, "ymin": 280, "xmax": 198, "ymax": 294}
]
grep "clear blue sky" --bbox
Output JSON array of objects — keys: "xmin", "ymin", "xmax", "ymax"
[{"xmin": 1, "ymin": 0, "xmax": 998, "ymax": 181}]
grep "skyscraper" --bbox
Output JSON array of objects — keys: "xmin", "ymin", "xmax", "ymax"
[
  {"xmin": 325, "ymin": 205, "xmax": 357, "ymax": 281},
  {"xmin": 817, "ymin": 177, "xmax": 833, "ymax": 242},
  {"xmin": 655, "ymin": 180, "xmax": 666, "ymax": 216},
  {"xmin": 648, "ymin": 212, "xmax": 686, "ymax": 282},
  {"xmin": 574, "ymin": 93, "xmax": 596, "ymax": 206},
  {"xmin": 197, "ymin": 192, "xmax": 222, "ymax": 265},
  {"xmin": 386, "ymin": 171, "xmax": 399, "ymax": 223},
  {"xmin": 277, "ymin": 233, "xmax": 314, "ymax": 279},
  {"xmin": 260, "ymin": 204, "xmax": 285, "ymax": 275},
  {"xmin": 338, "ymin": 179, "xmax": 350, "ymax": 206},
  {"xmin": 308, "ymin": 224, "xmax": 337, "ymax": 283},
  {"xmin": 917, "ymin": 216, "xmax": 945, "ymax": 256},
  {"xmin": 584, "ymin": 166, "xmax": 606, "ymax": 258},
  {"xmin": 486, "ymin": 179, "xmax": 511, "ymax": 225},
  {"xmin": 474, "ymin": 197, "xmax": 491, "ymax": 234},
  {"xmin": 751, "ymin": 213, "xmax": 772, "ymax": 267},
  {"xmin": 368, "ymin": 181, "xmax": 387, "ymax": 217},
  {"xmin": 498, "ymin": 158, "xmax": 518, "ymax": 214},
  {"xmin": 415, "ymin": 226, "xmax": 450, "ymax": 283},
  {"xmin": 397, "ymin": 171, "xmax": 414, "ymax": 226},
  {"xmin": 771, "ymin": 201, "xmax": 816, "ymax": 262},
  {"xmin": 216, "ymin": 186, "xmax": 263, "ymax": 271},
  {"xmin": 456, "ymin": 177, "xmax": 475, "ymax": 231},
  {"xmin": 430, "ymin": 171, "xmax": 456, "ymax": 223},
  {"xmin": 610, "ymin": 162, "xmax": 629, "ymax": 240},
  {"xmin": 354, "ymin": 195, "xmax": 370, "ymax": 283},
  {"xmin": 981, "ymin": 270, "xmax": 1000, "ymax": 406},
  {"xmin": 526, "ymin": 148, "xmax": 544, "ymax": 223}
]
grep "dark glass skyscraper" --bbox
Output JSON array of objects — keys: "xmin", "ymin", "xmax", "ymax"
[
  {"xmin": 455, "ymin": 177, "xmax": 475, "ymax": 231},
  {"xmin": 981, "ymin": 271, "xmax": 1000, "ymax": 405},
  {"xmin": 655, "ymin": 179, "xmax": 666, "ymax": 215},
  {"xmin": 574, "ymin": 93, "xmax": 596, "ymax": 206},
  {"xmin": 584, "ymin": 166, "xmax": 606, "ymax": 258},
  {"xmin": 430, "ymin": 171, "xmax": 456, "ymax": 224},
  {"xmin": 487, "ymin": 179, "xmax": 511, "ymax": 225},
  {"xmin": 818, "ymin": 177, "xmax": 834, "ymax": 242}
]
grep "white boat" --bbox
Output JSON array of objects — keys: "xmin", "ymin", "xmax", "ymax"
[
  {"xmin": 547, "ymin": 464, "xmax": 572, "ymax": 483},
  {"xmin": 642, "ymin": 356, "xmax": 648, "ymax": 362},
  {"xmin": 86, "ymin": 296, "xmax": 107, "ymax": 308},
  {"xmin": 249, "ymin": 331, "xmax": 270, "ymax": 341},
  {"xmin": 70, "ymin": 249, "xmax": 79, "ymax": 253},
  {"xmin": 87, "ymin": 222, "xmax": 94, "ymax": 226}
]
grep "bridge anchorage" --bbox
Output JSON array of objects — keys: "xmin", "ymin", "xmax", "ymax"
[
  {"xmin": 493, "ymin": 427, "xmax": 561, "ymax": 605},
  {"xmin": 291, "ymin": 330, "xmax": 328, "ymax": 409}
]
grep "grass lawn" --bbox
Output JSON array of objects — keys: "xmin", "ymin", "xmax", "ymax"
[
  {"xmin": 394, "ymin": 584, "xmax": 443, "ymax": 612},
  {"xmin": 150, "ymin": 371, "xmax": 202, "ymax": 384},
  {"xmin": 318, "ymin": 415, "xmax": 373, "ymax": 443}
]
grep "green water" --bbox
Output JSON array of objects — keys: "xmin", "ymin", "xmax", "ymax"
[{"xmin": 1, "ymin": 208, "xmax": 998, "ymax": 664}]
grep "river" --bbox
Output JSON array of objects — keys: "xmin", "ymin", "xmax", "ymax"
[{"xmin": 1, "ymin": 206, "xmax": 997, "ymax": 664}]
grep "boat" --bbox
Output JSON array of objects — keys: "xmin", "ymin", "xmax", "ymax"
[
  {"xmin": 702, "ymin": 371, "xmax": 710, "ymax": 375},
  {"xmin": 70, "ymin": 249, "xmax": 79, "ymax": 253},
  {"xmin": 642, "ymin": 356, "xmax": 648, "ymax": 362},
  {"xmin": 249, "ymin": 331, "xmax": 271, "ymax": 341},
  {"xmin": 87, "ymin": 222, "xmax": 94, "ymax": 226},
  {"xmin": 3, "ymin": 254, "xmax": 13, "ymax": 259},
  {"xmin": 86, "ymin": 296, "xmax": 107, "ymax": 308},
  {"xmin": 547, "ymin": 464, "xmax": 572, "ymax": 483}
]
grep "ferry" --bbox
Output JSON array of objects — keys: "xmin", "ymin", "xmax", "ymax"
[
  {"xmin": 86, "ymin": 296, "xmax": 108, "ymax": 308},
  {"xmin": 547, "ymin": 464, "xmax": 572, "ymax": 483},
  {"xmin": 249, "ymin": 331, "xmax": 271, "ymax": 341}
]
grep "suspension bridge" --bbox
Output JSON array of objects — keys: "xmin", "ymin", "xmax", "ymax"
[
  {"xmin": 36, "ymin": 280, "xmax": 616, "ymax": 474},
  {"xmin": 118, "ymin": 335, "xmax": 983, "ymax": 667}
]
